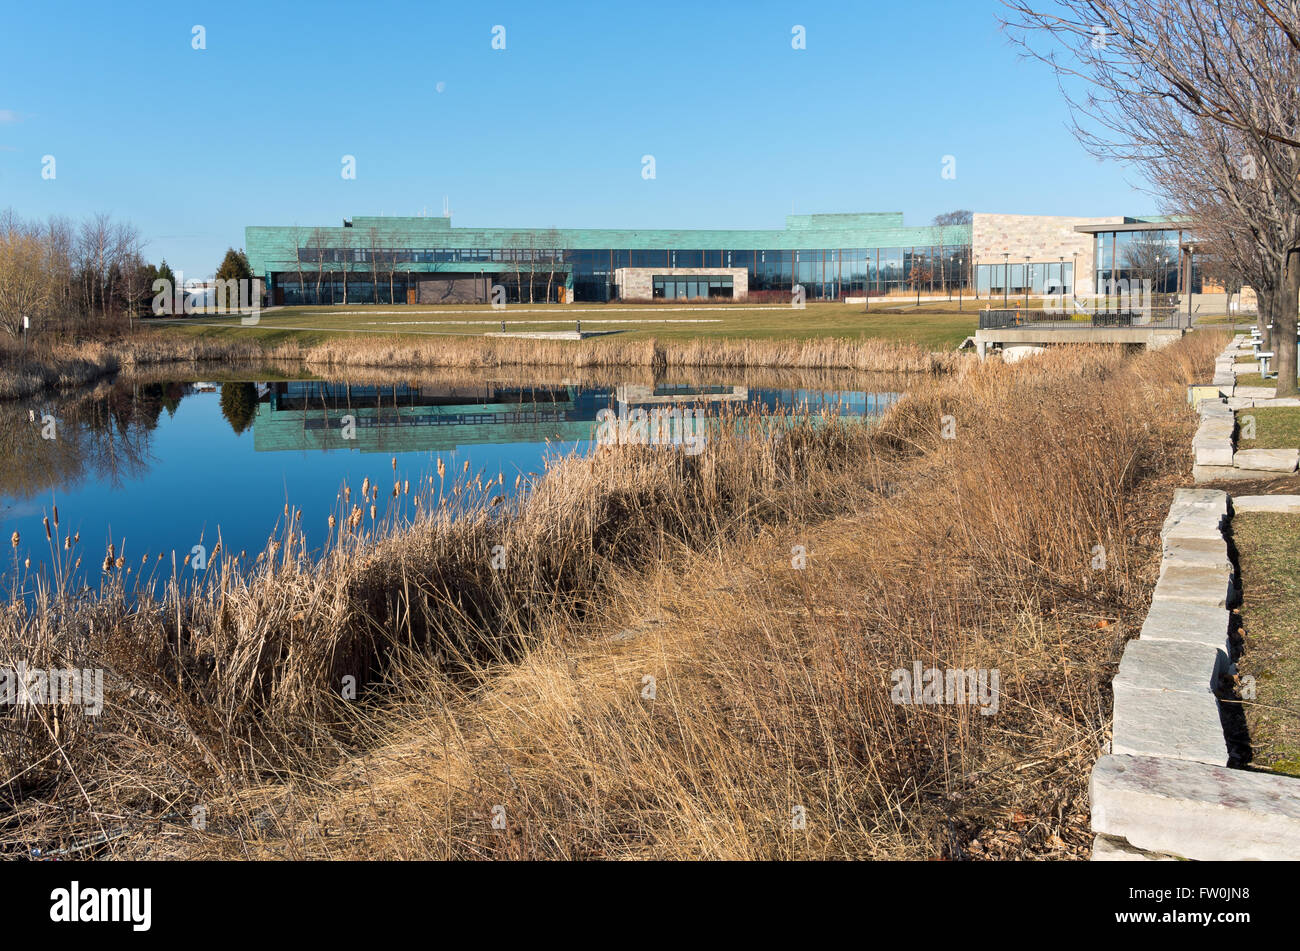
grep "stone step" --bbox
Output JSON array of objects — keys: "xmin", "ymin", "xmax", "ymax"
[
  {"xmin": 1232, "ymin": 448, "xmax": 1299, "ymax": 472},
  {"xmin": 1138, "ymin": 599, "xmax": 1231, "ymax": 653},
  {"xmin": 1159, "ymin": 540, "xmax": 1233, "ymax": 576},
  {"xmin": 1091, "ymin": 754, "xmax": 1300, "ymax": 861},
  {"xmin": 1111, "ymin": 682, "xmax": 1227, "ymax": 765},
  {"xmin": 1150, "ymin": 563, "xmax": 1234, "ymax": 608},
  {"xmin": 1194, "ymin": 444, "xmax": 1235, "ymax": 467},
  {"xmin": 1232, "ymin": 494, "xmax": 1300, "ymax": 514},
  {"xmin": 1113, "ymin": 638, "xmax": 1227, "ymax": 694},
  {"xmin": 1196, "ymin": 420, "xmax": 1235, "ymax": 440},
  {"xmin": 1195, "ymin": 464, "xmax": 1296, "ymax": 483}
]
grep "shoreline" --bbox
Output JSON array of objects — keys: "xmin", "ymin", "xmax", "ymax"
[
  {"xmin": 0, "ymin": 332, "xmax": 1226, "ymax": 859},
  {"xmin": 0, "ymin": 331, "xmax": 962, "ymax": 403}
]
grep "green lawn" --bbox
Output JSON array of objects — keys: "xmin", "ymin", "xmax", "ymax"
[
  {"xmin": 1233, "ymin": 512, "xmax": 1300, "ymax": 777},
  {"xmin": 1234, "ymin": 371, "xmax": 1300, "ymax": 389},
  {"xmin": 1236, "ymin": 407, "xmax": 1300, "ymax": 450},
  {"xmin": 146, "ymin": 301, "xmax": 981, "ymax": 351}
]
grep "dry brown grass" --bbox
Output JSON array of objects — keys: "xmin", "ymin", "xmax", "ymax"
[
  {"xmin": 0, "ymin": 331, "xmax": 958, "ymax": 403},
  {"xmin": 0, "ymin": 332, "xmax": 1227, "ymax": 859}
]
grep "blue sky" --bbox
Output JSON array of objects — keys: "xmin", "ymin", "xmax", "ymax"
[{"xmin": 0, "ymin": 0, "xmax": 1151, "ymax": 276}]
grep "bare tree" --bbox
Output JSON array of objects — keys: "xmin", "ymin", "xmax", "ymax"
[
  {"xmin": 308, "ymin": 227, "xmax": 328, "ymax": 304},
  {"xmin": 0, "ymin": 222, "xmax": 53, "ymax": 337},
  {"xmin": 541, "ymin": 228, "xmax": 562, "ymax": 303},
  {"xmin": 367, "ymin": 226, "xmax": 382, "ymax": 304},
  {"xmin": 1003, "ymin": 0, "xmax": 1300, "ymax": 393}
]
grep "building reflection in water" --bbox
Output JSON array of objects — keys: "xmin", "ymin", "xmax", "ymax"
[{"xmin": 251, "ymin": 381, "xmax": 902, "ymax": 454}]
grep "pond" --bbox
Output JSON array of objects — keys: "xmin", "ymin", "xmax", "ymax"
[{"xmin": 1, "ymin": 370, "xmax": 902, "ymax": 593}]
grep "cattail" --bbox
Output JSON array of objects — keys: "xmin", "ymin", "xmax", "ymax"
[
  {"xmin": 403, "ymin": 480, "xmax": 410, "ymax": 495},
  {"xmin": 328, "ymin": 514, "xmax": 337, "ymax": 529},
  {"xmin": 344, "ymin": 486, "xmax": 351, "ymax": 502},
  {"xmin": 437, "ymin": 459, "xmax": 446, "ymax": 479},
  {"xmin": 284, "ymin": 503, "xmax": 290, "ymax": 517},
  {"xmin": 391, "ymin": 456, "xmax": 397, "ymax": 471},
  {"xmin": 361, "ymin": 477, "xmax": 370, "ymax": 499},
  {"xmin": 515, "ymin": 473, "xmax": 521, "ymax": 490},
  {"xmin": 463, "ymin": 460, "xmax": 470, "ymax": 474},
  {"xmin": 64, "ymin": 536, "xmax": 72, "ymax": 550},
  {"xmin": 52, "ymin": 506, "xmax": 59, "ymax": 530},
  {"xmin": 23, "ymin": 557, "xmax": 30, "ymax": 570},
  {"xmin": 10, "ymin": 532, "xmax": 18, "ymax": 548},
  {"xmin": 369, "ymin": 504, "xmax": 376, "ymax": 520},
  {"xmin": 73, "ymin": 531, "xmax": 79, "ymax": 545},
  {"xmin": 43, "ymin": 517, "xmax": 51, "ymax": 541},
  {"xmin": 115, "ymin": 556, "xmax": 124, "ymax": 569}
]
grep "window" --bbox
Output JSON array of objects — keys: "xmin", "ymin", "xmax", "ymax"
[{"xmin": 652, "ymin": 275, "xmax": 733, "ymax": 300}]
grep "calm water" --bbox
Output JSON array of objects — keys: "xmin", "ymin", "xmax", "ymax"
[{"xmin": 1, "ymin": 375, "xmax": 899, "ymax": 592}]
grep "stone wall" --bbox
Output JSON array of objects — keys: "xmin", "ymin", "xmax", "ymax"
[
  {"xmin": 613, "ymin": 267, "xmax": 749, "ymax": 302},
  {"xmin": 1091, "ymin": 336, "xmax": 1300, "ymax": 860},
  {"xmin": 971, "ymin": 213, "xmax": 1124, "ymax": 289}
]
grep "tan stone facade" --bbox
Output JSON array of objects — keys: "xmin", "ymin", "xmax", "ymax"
[
  {"xmin": 613, "ymin": 267, "xmax": 749, "ymax": 302},
  {"xmin": 972, "ymin": 213, "xmax": 1125, "ymax": 290}
]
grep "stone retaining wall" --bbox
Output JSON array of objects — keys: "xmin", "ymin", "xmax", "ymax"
[
  {"xmin": 1090, "ymin": 335, "xmax": 1300, "ymax": 860},
  {"xmin": 1193, "ymin": 336, "xmax": 1299, "ymax": 482}
]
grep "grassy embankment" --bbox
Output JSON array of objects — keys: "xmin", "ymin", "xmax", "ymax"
[
  {"xmin": 1, "ymin": 302, "xmax": 974, "ymax": 402},
  {"xmin": 0, "ymin": 330, "xmax": 1223, "ymax": 859},
  {"xmin": 1232, "ymin": 513, "xmax": 1300, "ymax": 776}
]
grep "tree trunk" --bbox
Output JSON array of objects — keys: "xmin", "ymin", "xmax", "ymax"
[
  {"xmin": 1258, "ymin": 284, "xmax": 1274, "ymax": 352},
  {"xmin": 1276, "ymin": 250, "xmax": 1300, "ymax": 397}
]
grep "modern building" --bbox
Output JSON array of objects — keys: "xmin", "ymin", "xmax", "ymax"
[{"xmin": 244, "ymin": 211, "xmax": 1205, "ymax": 307}]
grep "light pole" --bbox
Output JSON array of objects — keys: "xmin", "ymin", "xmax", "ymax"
[
  {"xmin": 1186, "ymin": 245, "xmax": 1195, "ymax": 323},
  {"xmin": 1072, "ymin": 251, "xmax": 1079, "ymax": 307},
  {"xmin": 955, "ymin": 253, "xmax": 962, "ymax": 310},
  {"xmin": 1002, "ymin": 252, "xmax": 1010, "ymax": 307},
  {"xmin": 1024, "ymin": 256, "xmax": 1031, "ymax": 310}
]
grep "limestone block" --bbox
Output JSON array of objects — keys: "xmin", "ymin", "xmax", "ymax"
[
  {"xmin": 1232, "ymin": 494, "xmax": 1300, "ymax": 514},
  {"xmin": 1232, "ymin": 448, "xmax": 1299, "ymax": 472},
  {"xmin": 1111, "ymin": 683, "xmax": 1227, "ymax": 765},
  {"xmin": 1091, "ymin": 754, "xmax": 1300, "ymax": 861},
  {"xmin": 1151, "ymin": 563, "xmax": 1233, "ymax": 608},
  {"xmin": 1138, "ymin": 599, "xmax": 1230, "ymax": 653},
  {"xmin": 1114, "ymin": 638, "xmax": 1226, "ymax": 694}
]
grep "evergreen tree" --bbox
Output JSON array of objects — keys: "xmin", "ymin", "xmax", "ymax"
[
  {"xmin": 219, "ymin": 382, "xmax": 258, "ymax": 435},
  {"xmin": 215, "ymin": 248, "xmax": 252, "ymax": 282}
]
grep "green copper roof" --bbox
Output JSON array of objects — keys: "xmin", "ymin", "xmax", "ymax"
[{"xmin": 246, "ymin": 212, "xmax": 972, "ymax": 275}]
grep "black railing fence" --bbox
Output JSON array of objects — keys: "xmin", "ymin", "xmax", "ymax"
[{"xmin": 978, "ymin": 308, "xmax": 1187, "ymax": 330}]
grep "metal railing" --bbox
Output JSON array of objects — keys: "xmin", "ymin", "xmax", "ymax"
[{"xmin": 978, "ymin": 308, "xmax": 1187, "ymax": 330}]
